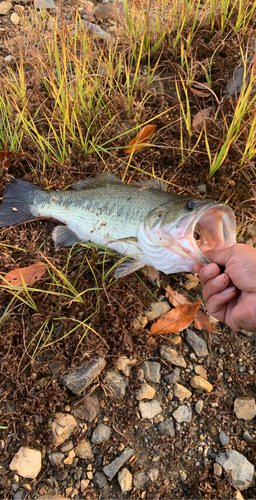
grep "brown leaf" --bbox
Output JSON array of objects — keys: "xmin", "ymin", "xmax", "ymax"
[
  {"xmin": 184, "ymin": 273, "xmax": 200, "ymax": 291},
  {"xmin": 150, "ymin": 301, "xmax": 201, "ymax": 336},
  {"xmin": 2, "ymin": 262, "xmax": 47, "ymax": 287},
  {"xmin": 194, "ymin": 310, "xmax": 213, "ymax": 334},
  {"xmin": 0, "ymin": 151, "xmax": 13, "ymax": 168},
  {"xmin": 192, "ymin": 107, "xmax": 212, "ymax": 132},
  {"xmin": 189, "ymin": 81, "xmax": 211, "ymax": 98},
  {"xmin": 165, "ymin": 286, "xmax": 213, "ymax": 334},
  {"xmin": 124, "ymin": 125, "xmax": 157, "ymax": 154}
]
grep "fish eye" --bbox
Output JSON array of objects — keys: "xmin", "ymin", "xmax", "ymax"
[{"xmin": 185, "ymin": 201, "xmax": 195, "ymax": 211}]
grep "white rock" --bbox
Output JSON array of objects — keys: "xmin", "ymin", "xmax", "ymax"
[
  {"xmin": 174, "ymin": 383, "xmax": 192, "ymax": 401},
  {"xmin": 118, "ymin": 467, "xmax": 132, "ymax": 492},
  {"xmin": 10, "ymin": 12, "xmax": 19, "ymax": 25},
  {"xmin": 139, "ymin": 399, "xmax": 162, "ymax": 419},
  {"xmin": 0, "ymin": 1, "xmax": 12, "ymax": 15},
  {"xmin": 50, "ymin": 413, "xmax": 78, "ymax": 447},
  {"xmin": 136, "ymin": 381, "xmax": 155, "ymax": 400},
  {"xmin": 234, "ymin": 397, "xmax": 256, "ymax": 421},
  {"xmin": 9, "ymin": 447, "xmax": 41, "ymax": 479}
]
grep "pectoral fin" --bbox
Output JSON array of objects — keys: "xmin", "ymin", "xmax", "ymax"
[
  {"xmin": 114, "ymin": 258, "xmax": 145, "ymax": 278},
  {"xmin": 52, "ymin": 225, "xmax": 82, "ymax": 248}
]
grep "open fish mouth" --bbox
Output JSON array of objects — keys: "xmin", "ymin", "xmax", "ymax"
[{"xmin": 184, "ymin": 203, "xmax": 236, "ymax": 264}]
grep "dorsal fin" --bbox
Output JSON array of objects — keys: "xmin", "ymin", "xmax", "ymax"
[
  {"xmin": 72, "ymin": 172, "xmax": 123, "ymax": 190},
  {"xmin": 137, "ymin": 178, "xmax": 166, "ymax": 191}
]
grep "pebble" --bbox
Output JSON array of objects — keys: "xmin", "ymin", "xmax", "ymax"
[
  {"xmin": 233, "ymin": 490, "xmax": 245, "ymax": 500},
  {"xmin": 9, "ymin": 447, "xmax": 41, "ymax": 479},
  {"xmin": 115, "ymin": 356, "xmax": 136, "ymax": 377},
  {"xmin": 213, "ymin": 463, "xmax": 222, "ymax": 476},
  {"xmin": 242, "ymin": 431, "xmax": 253, "ymax": 443},
  {"xmin": 48, "ymin": 451, "xmax": 65, "ymax": 465},
  {"xmin": 160, "ymin": 345, "xmax": 187, "ymax": 368},
  {"xmin": 185, "ymin": 329, "xmax": 209, "ymax": 357},
  {"xmin": 91, "ymin": 423, "xmax": 112, "ymax": 444},
  {"xmin": 173, "ymin": 383, "xmax": 192, "ymax": 401},
  {"xmin": 94, "ymin": 2, "xmax": 122, "ymax": 21},
  {"xmin": 73, "ymin": 20, "xmax": 113, "ymax": 40},
  {"xmin": 0, "ymin": 1, "xmax": 12, "ymax": 15},
  {"xmin": 215, "ymin": 450, "xmax": 255, "ymax": 491},
  {"xmin": 145, "ymin": 301, "xmax": 170, "ymax": 321},
  {"xmin": 148, "ymin": 468, "xmax": 159, "ymax": 482},
  {"xmin": 219, "ymin": 430, "xmax": 230, "ymax": 445},
  {"xmin": 104, "ymin": 370, "xmax": 128, "ymax": 399},
  {"xmin": 35, "ymin": 0, "xmax": 56, "ymax": 8},
  {"xmin": 4, "ymin": 55, "xmax": 15, "ymax": 63},
  {"xmin": 194, "ymin": 365, "xmax": 207, "ymax": 378},
  {"xmin": 139, "ymin": 399, "xmax": 162, "ymax": 419},
  {"xmin": 133, "ymin": 471, "xmax": 150, "ymax": 490},
  {"xmin": 60, "ymin": 441, "xmax": 73, "ymax": 453},
  {"xmin": 195, "ymin": 399, "xmax": 204, "ymax": 413},
  {"xmin": 172, "ymin": 405, "xmax": 192, "ymax": 423},
  {"xmin": 13, "ymin": 491, "xmax": 26, "ymax": 500},
  {"xmin": 103, "ymin": 447, "xmax": 134, "ymax": 480},
  {"xmin": 60, "ymin": 358, "xmax": 106, "ymax": 395},
  {"xmin": 136, "ymin": 381, "xmax": 155, "ymax": 400},
  {"xmin": 163, "ymin": 367, "xmax": 180, "ymax": 384},
  {"xmin": 190, "ymin": 375, "xmax": 213, "ymax": 392},
  {"xmin": 75, "ymin": 439, "xmax": 94, "ymax": 460},
  {"xmin": 92, "ymin": 471, "xmax": 107, "ymax": 489},
  {"xmin": 142, "ymin": 361, "xmax": 161, "ymax": 383},
  {"xmin": 80, "ymin": 479, "xmax": 90, "ymax": 492},
  {"xmin": 170, "ymin": 335, "xmax": 182, "ymax": 345},
  {"xmin": 234, "ymin": 397, "xmax": 256, "ymax": 420},
  {"xmin": 72, "ymin": 395, "xmax": 100, "ymax": 422},
  {"xmin": 118, "ymin": 467, "xmax": 132, "ymax": 492},
  {"xmin": 10, "ymin": 12, "xmax": 19, "ymax": 25},
  {"xmin": 50, "ymin": 413, "xmax": 78, "ymax": 447},
  {"xmin": 63, "ymin": 449, "xmax": 75, "ymax": 465},
  {"xmin": 157, "ymin": 418, "xmax": 175, "ymax": 437}
]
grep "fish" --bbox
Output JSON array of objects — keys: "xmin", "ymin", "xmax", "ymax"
[{"xmin": 0, "ymin": 173, "xmax": 236, "ymax": 278}]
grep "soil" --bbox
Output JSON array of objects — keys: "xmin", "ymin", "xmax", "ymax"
[{"xmin": 0, "ymin": 1, "xmax": 255, "ymax": 499}]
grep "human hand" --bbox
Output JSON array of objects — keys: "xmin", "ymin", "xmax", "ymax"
[{"xmin": 193, "ymin": 243, "xmax": 256, "ymax": 332}]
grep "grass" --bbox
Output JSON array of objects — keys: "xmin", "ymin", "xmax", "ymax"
[{"xmin": 0, "ymin": 0, "xmax": 256, "ymax": 363}]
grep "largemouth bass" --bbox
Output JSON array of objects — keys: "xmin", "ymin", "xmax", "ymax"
[{"xmin": 0, "ymin": 173, "xmax": 236, "ymax": 277}]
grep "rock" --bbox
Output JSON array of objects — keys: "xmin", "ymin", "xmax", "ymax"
[
  {"xmin": 92, "ymin": 471, "xmax": 107, "ymax": 489},
  {"xmin": 173, "ymin": 383, "xmax": 192, "ymax": 401},
  {"xmin": 130, "ymin": 314, "xmax": 148, "ymax": 330},
  {"xmin": 103, "ymin": 447, "xmax": 134, "ymax": 480},
  {"xmin": 80, "ymin": 479, "xmax": 90, "ymax": 492},
  {"xmin": 4, "ymin": 55, "xmax": 15, "ymax": 64},
  {"xmin": 72, "ymin": 395, "xmax": 100, "ymax": 422},
  {"xmin": 190, "ymin": 376, "xmax": 213, "ymax": 392},
  {"xmin": 194, "ymin": 365, "xmax": 207, "ymax": 378},
  {"xmin": 115, "ymin": 357, "xmax": 136, "ymax": 376},
  {"xmin": 234, "ymin": 397, "xmax": 256, "ymax": 420},
  {"xmin": 136, "ymin": 381, "xmax": 155, "ymax": 400},
  {"xmin": 75, "ymin": 439, "xmax": 93, "ymax": 460},
  {"xmin": 145, "ymin": 301, "xmax": 170, "ymax": 321},
  {"xmin": 10, "ymin": 12, "xmax": 19, "ymax": 25},
  {"xmin": 63, "ymin": 449, "xmax": 75, "ymax": 465},
  {"xmin": 157, "ymin": 418, "xmax": 175, "ymax": 437},
  {"xmin": 195, "ymin": 399, "xmax": 204, "ymax": 414},
  {"xmin": 13, "ymin": 492, "xmax": 26, "ymax": 500},
  {"xmin": 9, "ymin": 447, "xmax": 41, "ymax": 479},
  {"xmin": 37, "ymin": 494, "xmax": 68, "ymax": 499},
  {"xmin": 147, "ymin": 76, "xmax": 165, "ymax": 95},
  {"xmin": 91, "ymin": 423, "xmax": 112, "ymax": 444},
  {"xmin": 60, "ymin": 358, "xmax": 106, "ymax": 395},
  {"xmin": 148, "ymin": 468, "xmax": 159, "ymax": 482},
  {"xmin": 133, "ymin": 471, "xmax": 150, "ymax": 490},
  {"xmin": 160, "ymin": 346, "xmax": 186, "ymax": 368},
  {"xmin": 0, "ymin": 1, "xmax": 12, "ymax": 15},
  {"xmin": 242, "ymin": 431, "xmax": 253, "ymax": 443},
  {"xmin": 185, "ymin": 329, "xmax": 209, "ymax": 357},
  {"xmin": 73, "ymin": 20, "xmax": 113, "ymax": 41},
  {"xmin": 35, "ymin": 0, "xmax": 56, "ymax": 8},
  {"xmin": 219, "ymin": 430, "xmax": 230, "ymax": 445},
  {"xmin": 118, "ymin": 467, "xmax": 132, "ymax": 492},
  {"xmin": 142, "ymin": 361, "xmax": 161, "ymax": 383},
  {"xmin": 215, "ymin": 450, "xmax": 254, "ymax": 491},
  {"xmin": 104, "ymin": 370, "xmax": 128, "ymax": 399},
  {"xmin": 48, "ymin": 451, "xmax": 65, "ymax": 465},
  {"xmin": 94, "ymin": 2, "xmax": 123, "ymax": 21},
  {"xmin": 232, "ymin": 491, "xmax": 245, "ymax": 500},
  {"xmin": 213, "ymin": 463, "xmax": 222, "ymax": 476},
  {"xmin": 172, "ymin": 405, "xmax": 192, "ymax": 423},
  {"xmin": 170, "ymin": 335, "xmax": 182, "ymax": 345},
  {"xmin": 50, "ymin": 413, "xmax": 78, "ymax": 447},
  {"xmin": 60, "ymin": 441, "xmax": 73, "ymax": 453},
  {"xmin": 163, "ymin": 367, "xmax": 180, "ymax": 384},
  {"xmin": 14, "ymin": 4, "xmax": 24, "ymax": 13},
  {"xmin": 139, "ymin": 399, "xmax": 162, "ymax": 419}
]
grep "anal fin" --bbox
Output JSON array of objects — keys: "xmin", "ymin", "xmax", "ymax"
[
  {"xmin": 114, "ymin": 258, "xmax": 145, "ymax": 278},
  {"xmin": 52, "ymin": 225, "xmax": 82, "ymax": 248}
]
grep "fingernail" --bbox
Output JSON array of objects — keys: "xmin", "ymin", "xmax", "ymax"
[
  {"xmin": 204, "ymin": 263, "xmax": 215, "ymax": 278},
  {"xmin": 212, "ymin": 274, "xmax": 225, "ymax": 285},
  {"xmin": 221, "ymin": 287, "xmax": 236, "ymax": 295}
]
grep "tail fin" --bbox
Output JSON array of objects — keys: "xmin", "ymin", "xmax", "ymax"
[{"xmin": 0, "ymin": 178, "xmax": 41, "ymax": 227}]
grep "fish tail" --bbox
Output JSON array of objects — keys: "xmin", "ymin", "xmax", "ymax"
[{"xmin": 0, "ymin": 178, "xmax": 42, "ymax": 227}]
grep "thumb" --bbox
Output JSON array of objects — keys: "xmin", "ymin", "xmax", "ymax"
[{"xmin": 203, "ymin": 244, "xmax": 237, "ymax": 267}]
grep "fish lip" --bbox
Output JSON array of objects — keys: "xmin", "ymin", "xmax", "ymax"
[{"xmin": 183, "ymin": 202, "xmax": 236, "ymax": 264}]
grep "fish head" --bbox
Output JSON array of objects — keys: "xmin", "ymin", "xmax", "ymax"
[{"xmin": 138, "ymin": 198, "xmax": 236, "ymax": 273}]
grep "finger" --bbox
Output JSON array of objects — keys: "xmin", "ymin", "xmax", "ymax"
[
  {"xmin": 203, "ymin": 244, "xmax": 237, "ymax": 267},
  {"xmin": 202, "ymin": 272, "xmax": 230, "ymax": 302},
  {"xmin": 198, "ymin": 263, "xmax": 221, "ymax": 286},
  {"xmin": 206, "ymin": 287, "xmax": 236, "ymax": 317},
  {"xmin": 193, "ymin": 262, "xmax": 203, "ymax": 274}
]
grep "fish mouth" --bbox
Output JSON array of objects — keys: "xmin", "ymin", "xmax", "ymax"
[{"xmin": 183, "ymin": 203, "xmax": 236, "ymax": 264}]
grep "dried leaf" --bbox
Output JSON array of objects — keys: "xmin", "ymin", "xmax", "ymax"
[
  {"xmin": 150, "ymin": 301, "xmax": 201, "ymax": 336},
  {"xmin": 2, "ymin": 262, "xmax": 47, "ymax": 287},
  {"xmin": 194, "ymin": 310, "xmax": 213, "ymax": 334},
  {"xmin": 0, "ymin": 151, "xmax": 13, "ymax": 168},
  {"xmin": 165, "ymin": 286, "xmax": 213, "ymax": 334},
  {"xmin": 124, "ymin": 125, "xmax": 157, "ymax": 154},
  {"xmin": 184, "ymin": 273, "xmax": 200, "ymax": 291},
  {"xmin": 189, "ymin": 82, "xmax": 211, "ymax": 98},
  {"xmin": 192, "ymin": 107, "xmax": 212, "ymax": 131}
]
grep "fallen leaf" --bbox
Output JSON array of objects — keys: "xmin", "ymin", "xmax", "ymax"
[
  {"xmin": 192, "ymin": 107, "xmax": 212, "ymax": 132},
  {"xmin": 150, "ymin": 301, "xmax": 201, "ymax": 336},
  {"xmin": 165, "ymin": 286, "xmax": 213, "ymax": 334},
  {"xmin": 184, "ymin": 273, "xmax": 200, "ymax": 291},
  {"xmin": 0, "ymin": 151, "xmax": 13, "ymax": 168},
  {"xmin": 189, "ymin": 82, "xmax": 211, "ymax": 98},
  {"xmin": 2, "ymin": 262, "xmax": 47, "ymax": 287},
  {"xmin": 124, "ymin": 125, "xmax": 157, "ymax": 154}
]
